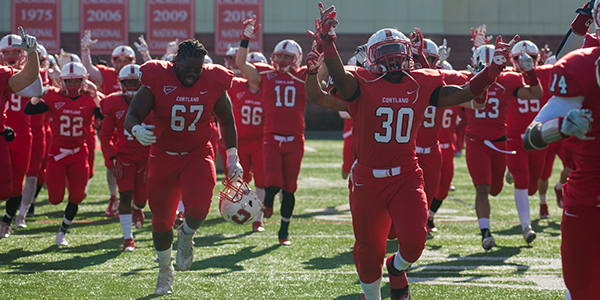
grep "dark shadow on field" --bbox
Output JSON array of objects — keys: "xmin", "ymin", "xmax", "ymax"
[
  {"xmin": 2, "ymin": 238, "xmax": 122, "ymax": 272},
  {"xmin": 531, "ymin": 219, "xmax": 562, "ymax": 237},
  {"xmin": 10, "ymin": 218, "xmax": 123, "ymax": 236},
  {"xmin": 189, "ymin": 244, "xmax": 279, "ymax": 273},
  {"xmin": 303, "ymin": 248, "xmax": 354, "ymax": 270}
]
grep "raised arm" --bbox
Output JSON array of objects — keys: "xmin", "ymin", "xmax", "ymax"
[
  {"xmin": 514, "ymin": 51, "xmax": 543, "ymax": 100},
  {"xmin": 304, "ymin": 44, "xmax": 347, "ymax": 111},
  {"xmin": 80, "ymin": 30, "xmax": 103, "ymax": 85},
  {"xmin": 133, "ymin": 34, "xmax": 152, "ymax": 62},
  {"xmin": 8, "ymin": 27, "xmax": 40, "ymax": 93},
  {"xmin": 235, "ymin": 15, "xmax": 261, "ymax": 86}
]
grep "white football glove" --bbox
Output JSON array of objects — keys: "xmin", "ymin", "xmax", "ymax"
[
  {"xmin": 226, "ymin": 148, "xmax": 243, "ymax": 182},
  {"xmin": 438, "ymin": 38, "xmax": 451, "ymax": 62},
  {"xmin": 80, "ymin": 30, "xmax": 97, "ymax": 51},
  {"xmin": 519, "ymin": 52, "xmax": 534, "ymax": 72},
  {"xmin": 134, "ymin": 34, "xmax": 151, "ymax": 60},
  {"xmin": 132, "ymin": 124, "xmax": 156, "ymax": 146},
  {"xmin": 561, "ymin": 109, "xmax": 594, "ymax": 140},
  {"xmin": 15, "ymin": 26, "xmax": 38, "ymax": 54}
]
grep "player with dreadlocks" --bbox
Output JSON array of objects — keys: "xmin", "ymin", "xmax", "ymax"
[{"xmin": 124, "ymin": 39, "xmax": 241, "ymax": 295}]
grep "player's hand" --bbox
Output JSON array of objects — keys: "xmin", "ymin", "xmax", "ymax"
[
  {"xmin": 409, "ymin": 28, "xmax": 424, "ymax": 57},
  {"xmin": 318, "ymin": 2, "xmax": 338, "ymax": 45},
  {"xmin": 471, "ymin": 24, "xmax": 493, "ymax": 48},
  {"xmin": 132, "ymin": 124, "xmax": 156, "ymax": 146},
  {"xmin": 519, "ymin": 52, "xmax": 534, "ymax": 72},
  {"xmin": 134, "ymin": 34, "xmax": 151, "ymax": 58},
  {"xmin": 15, "ymin": 27, "xmax": 38, "ymax": 54},
  {"xmin": 538, "ymin": 44, "xmax": 552, "ymax": 64},
  {"xmin": 354, "ymin": 44, "xmax": 367, "ymax": 67},
  {"xmin": 241, "ymin": 15, "xmax": 260, "ymax": 41},
  {"xmin": 55, "ymin": 49, "xmax": 71, "ymax": 69},
  {"xmin": 491, "ymin": 35, "xmax": 519, "ymax": 71},
  {"xmin": 81, "ymin": 30, "xmax": 97, "ymax": 51},
  {"xmin": 48, "ymin": 63, "xmax": 61, "ymax": 84},
  {"xmin": 562, "ymin": 109, "xmax": 595, "ymax": 140},
  {"xmin": 571, "ymin": 1, "xmax": 594, "ymax": 35},
  {"xmin": 165, "ymin": 38, "xmax": 179, "ymax": 55},
  {"xmin": 85, "ymin": 79, "xmax": 101, "ymax": 107},
  {"xmin": 307, "ymin": 19, "xmax": 324, "ymax": 53},
  {"xmin": 306, "ymin": 41, "xmax": 324, "ymax": 75},
  {"xmin": 226, "ymin": 154, "xmax": 243, "ymax": 182},
  {"xmin": 110, "ymin": 156, "xmax": 123, "ymax": 179},
  {"xmin": 438, "ymin": 38, "xmax": 451, "ymax": 61}
]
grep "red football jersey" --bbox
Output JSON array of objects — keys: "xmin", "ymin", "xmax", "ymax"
[
  {"xmin": 0, "ymin": 66, "xmax": 16, "ymax": 131},
  {"xmin": 100, "ymin": 92, "xmax": 151, "ymax": 161},
  {"xmin": 97, "ymin": 64, "xmax": 120, "ymax": 95},
  {"xmin": 506, "ymin": 65, "xmax": 553, "ymax": 134},
  {"xmin": 4, "ymin": 94, "xmax": 31, "ymax": 135},
  {"xmin": 343, "ymin": 68, "xmax": 445, "ymax": 169},
  {"xmin": 465, "ymin": 72, "xmax": 525, "ymax": 140},
  {"xmin": 139, "ymin": 60, "xmax": 233, "ymax": 153},
  {"xmin": 256, "ymin": 63, "xmax": 308, "ymax": 136},
  {"xmin": 227, "ymin": 77, "xmax": 264, "ymax": 141},
  {"xmin": 40, "ymin": 87, "xmax": 97, "ymax": 149},
  {"xmin": 549, "ymin": 47, "xmax": 600, "ymax": 206},
  {"xmin": 438, "ymin": 106, "xmax": 462, "ymax": 145}
]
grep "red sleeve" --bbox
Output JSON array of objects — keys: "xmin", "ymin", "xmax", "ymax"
[
  {"xmin": 0, "ymin": 66, "xmax": 16, "ymax": 97},
  {"xmin": 139, "ymin": 60, "xmax": 167, "ymax": 90},
  {"xmin": 99, "ymin": 97, "xmax": 116, "ymax": 163}
]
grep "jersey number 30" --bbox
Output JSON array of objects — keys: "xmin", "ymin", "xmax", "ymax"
[{"xmin": 375, "ymin": 107, "xmax": 414, "ymax": 144}]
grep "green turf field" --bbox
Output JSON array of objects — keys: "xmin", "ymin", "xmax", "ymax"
[{"xmin": 0, "ymin": 138, "xmax": 567, "ymax": 299}]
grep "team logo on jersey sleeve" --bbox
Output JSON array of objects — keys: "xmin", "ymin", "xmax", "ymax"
[
  {"xmin": 164, "ymin": 86, "xmax": 177, "ymax": 95},
  {"xmin": 55, "ymin": 102, "xmax": 65, "ymax": 110},
  {"xmin": 267, "ymin": 73, "xmax": 277, "ymax": 79},
  {"xmin": 116, "ymin": 110, "xmax": 126, "ymax": 119}
]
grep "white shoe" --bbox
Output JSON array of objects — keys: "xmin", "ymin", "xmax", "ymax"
[
  {"xmin": 155, "ymin": 264, "xmax": 175, "ymax": 295},
  {"xmin": 482, "ymin": 235, "xmax": 496, "ymax": 251},
  {"xmin": 176, "ymin": 229, "xmax": 194, "ymax": 271},
  {"xmin": 523, "ymin": 225, "xmax": 537, "ymax": 244},
  {"xmin": 15, "ymin": 215, "xmax": 27, "ymax": 229},
  {"xmin": 56, "ymin": 231, "xmax": 69, "ymax": 246},
  {"xmin": 0, "ymin": 221, "xmax": 12, "ymax": 238}
]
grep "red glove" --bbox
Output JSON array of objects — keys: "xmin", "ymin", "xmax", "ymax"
[
  {"xmin": 306, "ymin": 42, "xmax": 324, "ymax": 75},
  {"xmin": 469, "ymin": 35, "xmax": 519, "ymax": 97},
  {"xmin": 409, "ymin": 28, "xmax": 424, "ymax": 57},
  {"xmin": 571, "ymin": 1, "xmax": 593, "ymax": 36},
  {"xmin": 318, "ymin": 2, "xmax": 338, "ymax": 47},
  {"xmin": 111, "ymin": 156, "xmax": 123, "ymax": 179},
  {"xmin": 490, "ymin": 35, "xmax": 519, "ymax": 72},
  {"xmin": 307, "ymin": 19, "xmax": 324, "ymax": 53},
  {"xmin": 471, "ymin": 24, "xmax": 493, "ymax": 48},
  {"xmin": 241, "ymin": 15, "xmax": 260, "ymax": 41}
]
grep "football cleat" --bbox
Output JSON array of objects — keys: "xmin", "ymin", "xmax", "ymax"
[
  {"xmin": 279, "ymin": 239, "xmax": 291, "ymax": 246},
  {"xmin": 523, "ymin": 225, "xmax": 537, "ymax": 244},
  {"xmin": 539, "ymin": 203, "xmax": 550, "ymax": 219},
  {"xmin": 26, "ymin": 203, "xmax": 35, "ymax": 217},
  {"xmin": 56, "ymin": 230, "xmax": 68, "ymax": 246},
  {"xmin": 263, "ymin": 206, "xmax": 273, "ymax": 218},
  {"xmin": 132, "ymin": 208, "xmax": 145, "ymax": 229},
  {"xmin": 427, "ymin": 217, "xmax": 437, "ymax": 233},
  {"xmin": 14, "ymin": 215, "xmax": 27, "ymax": 229},
  {"xmin": 554, "ymin": 184, "xmax": 563, "ymax": 208},
  {"xmin": 122, "ymin": 238, "xmax": 135, "ymax": 252},
  {"xmin": 386, "ymin": 254, "xmax": 411, "ymax": 300},
  {"xmin": 155, "ymin": 264, "xmax": 175, "ymax": 295},
  {"xmin": 0, "ymin": 221, "xmax": 12, "ymax": 238},
  {"xmin": 105, "ymin": 196, "xmax": 118, "ymax": 217},
  {"xmin": 505, "ymin": 171, "xmax": 514, "ymax": 184},
  {"xmin": 176, "ymin": 229, "xmax": 194, "ymax": 271},
  {"xmin": 252, "ymin": 221, "xmax": 265, "ymax": 232},
  {"xmin": 174, "ymin": 212, "xmax": 184, "ymax": 228},
  {"xmin": 481, "ymin": 230, "xmax": 496, "ymax": 251}
]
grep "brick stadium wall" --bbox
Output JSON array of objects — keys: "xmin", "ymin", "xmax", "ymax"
[{"xmin": 9, "ymin": 32, "xmax": 567, "ymax": 130}]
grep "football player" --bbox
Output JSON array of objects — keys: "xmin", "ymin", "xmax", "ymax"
[
  {"xmin": 23, "ymin": 62, "xmax": 101, "ymax": 246},
  {"xmin": 236, "ymin": 15, "xmax": 310, "ymax": 246},
  {"xmin": 310, "ymin": 4, "xmax": 513, "ymax": 299},
  {"xmin": 99, "ymin": 64, "xmax": 149, "ymax": 252},
  {"xmin": 124, "ymin": 39, "xmax": 241, "ymax": 295}
]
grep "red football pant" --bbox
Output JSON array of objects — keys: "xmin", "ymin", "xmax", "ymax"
[
  {"xmin": 239, "ymin": 139, "xmax": 265, "ymax": 188},
  {"xmin": 436, "ymin": 146, "xmax": 455, "ymax": 201},
  {"xmin": 417, "ymin": 145, "xmax": 442, "ymax": 207},
  {"xmin": 561, "ymin": 205, "xmax": 600, "ymax": 299},
  {"xmin": 147, "ymin": 146, "xmax": 216, "ymax": 233},
  {"xmin": 350, "ymin": 163, "xmax": 427, "ymax": 285},
  {"xmin": 115, "ymin": 153, "xmax": 148, "ymax": 206},
  {"xmin": 0, "ymin": 139, "xmax": 13, "ymax": 200},
  {"xmin": 45, "ymin": 146, "xmax": 89, "ymax": 205},
  {"xmin": 466, "ymin": 137, "xmax": 506, "ymax": 196},
  {"xmin": 86, "ymin": 132, "xmax": 95, "ymax": 179},
  {"xmin": 262, "ymin": 134, "xmax": 304, "ymax": 193},
  {"xmin": 342, "ymin": 121, "xmax": 354, "ymax": 174},
  {"xmin": 541, "ymin": 140, "xmax": 564, "ymax": 181},
  {"xmin": 8, "ymin": 132, "xmax": 31, "ymax": 197},
  {"xmin": 506, "ymin": 133, "xmax": 546, "ymax": 195},
  {"xmin": 37, "ymin": 127, "xmax": 52, "ymax": 186},
  {"xmin": 27, "ymin": 126, "xmax": 45, "ymax": 176}
]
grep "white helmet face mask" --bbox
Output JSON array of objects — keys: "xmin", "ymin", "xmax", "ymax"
[
  {"xmin": 60, "ymin": 62, "xmax": 88, "ymax": 98},
  {"xmin": 1, "ymin": 34, "xmax": 26, "ymax": 68},
  {"xmin": 218, "ymin": 178, "xmax": 264, "ymax": 225},
  {"xmin": 271, "ymin": 39, "xmax": 302, "ymax": 72},
  {"xmin": 510, "ymin": 40, "xmax": 539, "ymax": 72},
  {"xmin": 118, "ymin": 64, "xmax": 142, "ymax": 98}
]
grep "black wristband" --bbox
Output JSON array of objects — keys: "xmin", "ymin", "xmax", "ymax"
[{"xmin": 240, "ymin": 40, "xmax": 249, "ymax": 48}]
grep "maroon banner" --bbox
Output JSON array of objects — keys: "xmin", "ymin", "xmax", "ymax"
[
  {"xmin": 80, "ymin": 0, "xmax": 129, "ymax": 55},
  {"xmin": 214, "ymin": 0, "xmax": 263, "ymax": 56},
  {"xmin": 11, "ymin": 0, "xmax": 61, "ymax": 54},
  {"xmin": 146, "ymin": 0, "xmax": 195, "ymax": 55}
]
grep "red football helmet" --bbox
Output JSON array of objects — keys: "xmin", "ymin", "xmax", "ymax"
[
  {"xmin": 366, "ymin": 28, "xmax": 413, "ymax": 74},
  {"xmin": 0, "ymin": 34, "xmax": 26, "ymax": 68},
  {"xmin": 219, "ymin": 178, "xmax": 263, "ymax": 225},
  {"xmin": 271, "ymin": 39, "xmax": 302, "ymax": 72}
]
